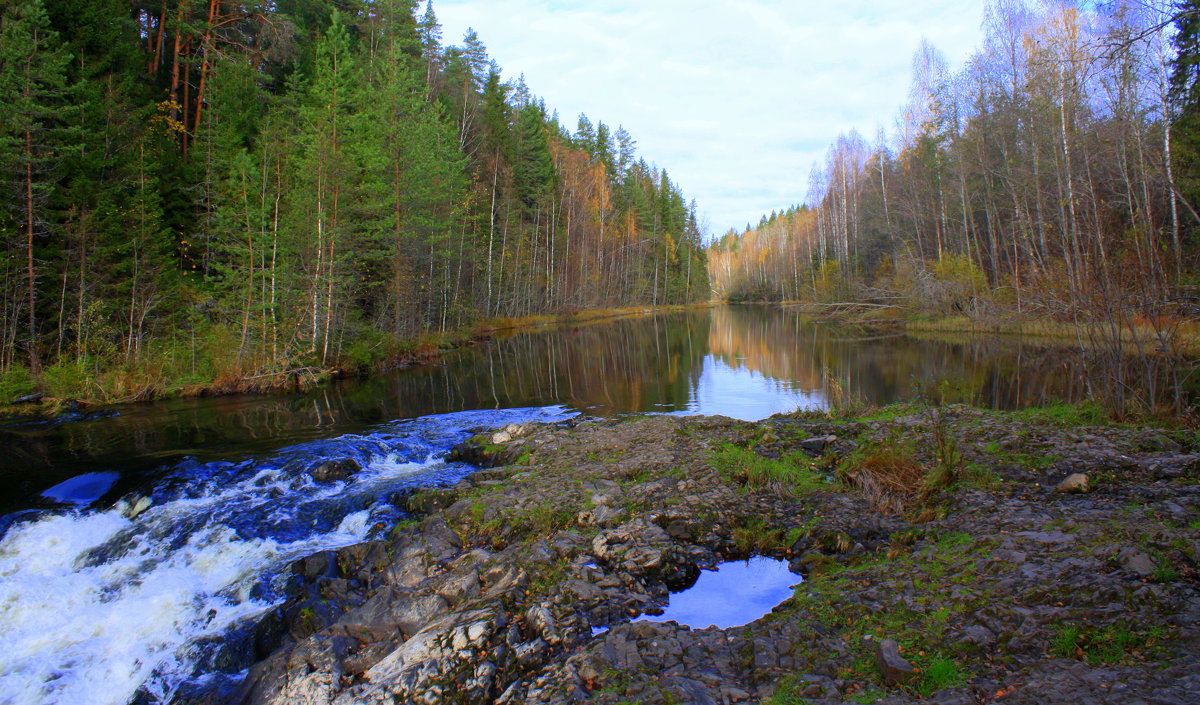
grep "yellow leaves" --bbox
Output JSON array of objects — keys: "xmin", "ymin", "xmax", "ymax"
[{"xmin": 149, "ymin": 99, "xmax": 186, "ymax": 136}]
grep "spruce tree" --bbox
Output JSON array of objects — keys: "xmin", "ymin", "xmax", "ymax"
[{"xmin": 0, "ymin": 0, "xmax": 73, "ymax": 374}]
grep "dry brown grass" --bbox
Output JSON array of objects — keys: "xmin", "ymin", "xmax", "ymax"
[{"xmin": 837, "ymin": 443, "xmax": 925, "ymax": 515}]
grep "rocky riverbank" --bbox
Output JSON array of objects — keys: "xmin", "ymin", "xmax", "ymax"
[{"xmin": 218, "ymin": 406, "xmax": 1200, "ymax": 705}]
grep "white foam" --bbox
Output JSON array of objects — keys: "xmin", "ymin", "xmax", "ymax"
[
  {"xmin": 0, "ymin": 407, "xmax": 575, "ymax": 705},
  {"xmin": 0, "ymin": 460, "xmax": 429, "ymax": 705}
]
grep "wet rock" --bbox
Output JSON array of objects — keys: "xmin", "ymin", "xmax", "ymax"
[
  {"xmin": 233, "ymin": 412, "xmax": 1200, "ymax": 705},
  {"xmin": 1056, "ymin": 473, "xmax": 1090, "ymax": 493},
  {"xmin": 308, "ymin": 458, "xmax": 360, "ymax": 483},
  {"xmin": 448, "ymin": 432, "xmax": 523, "ymax": 467},
  {"xmin": 116, "ymin": 494, "xmax": 154, "ymax": 518},
  {"xmin": 403, "ymin": 487, "xmax": 458, "ymax": 514},
  {"xmin": 293, "ymin": 551, "xmax": 340, "ymax": 580},
  {"xmin": 874, "ymin": 638, "xmax": 917, "ymax": 685}
]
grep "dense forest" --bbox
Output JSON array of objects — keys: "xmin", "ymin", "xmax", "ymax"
[
  {"xmin": 710, "ymin": 0, "xmax": 1197, "ymax": 331},
  {"xmin": 0, "ymin": 0, "xmax": 708, "ymax": 401}
]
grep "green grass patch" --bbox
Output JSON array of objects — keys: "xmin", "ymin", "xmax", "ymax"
[
  {"xmin": 762, "ymin": 675, "xmax": 816, "ymax": 705},
  {"xmin": 845, "ymin": 687, "xmax": 886, "ymax": 704},
  {"xmin": 732, "ymin": 516, "xmax": 802, "ymax": 555},
  {"xmin": 916, "ymin": 656, "xmax": 966, "ymax": 696},
  {"xmin": 854, "ymin": 403, "xmax": 925, "ymax": 422},
  {"xmin": 780, "ymin": 528, "xmax": 991, "ymax": 693},
  {"xmin": 1050, "ymin": 623, "xmax": 1164, "ymax": 664},
  {"xmin": 1008, "ymin": 401, "xmax": 1111, "ymax": 427},
  {"xmin": 710, "ymin": 443, "xmax": 826, "ymax": 496}
]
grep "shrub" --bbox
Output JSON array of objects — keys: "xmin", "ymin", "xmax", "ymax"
[
  {"xmin": 0, "ymin": 365, "xmax": 37, "ymax": 402},
  {"xmin": 837, "ymin": 441, "xmax": 924, "ymax": 514}
]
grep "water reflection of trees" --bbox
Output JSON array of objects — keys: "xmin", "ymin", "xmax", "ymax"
[
  {"xmin": 378, "ymin": 312, "xmax": 712, "ymax": 417},
  {"xmin": 1, "ymin": 314, "xmax": 712, "ymax": 505},
  {"xmin": 6, "ymin": 306, "xmax": 1187, "ymax": 511},
  {"xmin": 706, "ymin": 306, "xmax": 1181, "ymax": 410}
]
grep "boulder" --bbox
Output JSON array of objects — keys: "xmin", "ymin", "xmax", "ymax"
[
  {"xmin": 309, "ymin": 458, "xmax": 360, "ymax": 483},
  {"xmin": 1116, "ymin": 548, "xmax": 1156, "ymax": 578},
  {"xmin": 1055, "ymin": 473, "xmax": 1090, "ymax": 493},
  {"xmin": 799, "ymin": 435, "xmax": 837, "ymax": 455},
  {"xmin": 874, "ymin": 638, "xmax": 917, "ymax": 685}
]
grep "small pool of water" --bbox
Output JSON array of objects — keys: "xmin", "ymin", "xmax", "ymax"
[
  {"xmin": 639, "ymin": 557, "xmax": 800, "ymax": 629},
  {"xmin": 40, "ymin": 472, "xmax": 121, "ymax": 506}
]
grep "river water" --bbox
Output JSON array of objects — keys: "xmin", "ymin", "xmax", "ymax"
[{"xmin": 0, "ymin": 306, "xmax": 1182, "ymax": 704}]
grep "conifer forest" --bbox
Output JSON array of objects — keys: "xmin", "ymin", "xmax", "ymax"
[
  {"xmin": 6, "ymin": 0, "xmax": 1200, "ymax": 406},
  {"xmin": 0, "ymin": 0, "xmax": 708, "ymax": 400}
]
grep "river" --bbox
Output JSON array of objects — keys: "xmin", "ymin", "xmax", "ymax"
[{"xmin": 0, "ymin": 305, "xmax": 1183, "ymax": 704}]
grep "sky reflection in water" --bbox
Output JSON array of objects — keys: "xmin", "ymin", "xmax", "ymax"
[
  {"xmin": 640, "ymin": 557, "xmax": 801, "ymax": 630},
  {"xmin": 682, "ymin": 355, "xmax": 824, "ymax": 420}
]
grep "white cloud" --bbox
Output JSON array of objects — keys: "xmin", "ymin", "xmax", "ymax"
[{"xmin": 431, "ymin": 0, "xmax": 987, "ymax": 235}]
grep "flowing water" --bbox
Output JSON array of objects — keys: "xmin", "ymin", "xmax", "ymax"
[{"xmin": 0, "ymin": 306, "xmax": 1186, "ymax": 704}]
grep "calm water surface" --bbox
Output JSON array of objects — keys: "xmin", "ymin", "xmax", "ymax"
[
  {"xmin": 0, "ymin": 305, "xmax": 1175, "ymax": 705},
  {"xmin": 1, "ymin": 305, "xmax": 1143, "ymax": 512}
]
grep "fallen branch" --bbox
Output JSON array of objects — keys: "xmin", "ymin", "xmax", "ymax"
[{"xmin": 242, "ymin": 366, "xmax": 333, "ymax": 381}]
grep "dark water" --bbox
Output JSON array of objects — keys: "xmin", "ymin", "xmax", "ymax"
[
  {"xmin": 0, "ymin": 305, "xmax": 1185, "ymax": 705},
  {"xmin": 2, "ymin": 305, "xmax": 1182, "ymax": 514}
]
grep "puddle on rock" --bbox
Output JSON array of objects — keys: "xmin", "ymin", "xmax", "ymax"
[
  {"xmin": 639, "ymin": 556, "xmax": 800, "ymax": 629},
  {"xmin": 40, "ymin": 472, "xmax": 121, "ymax": 507}
]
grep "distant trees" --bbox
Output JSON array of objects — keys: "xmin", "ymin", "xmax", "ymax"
[{"xmin": 712, "ymin": 0, "xmax": 1194, "ymax": 324}]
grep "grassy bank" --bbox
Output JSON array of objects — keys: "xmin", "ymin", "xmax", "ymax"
[
  {"xmin": 0, "ymin": 304, "xmax": 713, "ymax": 419},
  {"xmin": 778, "ymin": 301, "xmax": 1200, "ymax": 354}
]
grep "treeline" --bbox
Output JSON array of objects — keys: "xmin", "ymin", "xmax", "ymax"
[
  {"xmin": 711, "ymin": 0, "xmax": 1193, "ymax": 324},
  {"xmin": 0, "ymin": 0, "xmax": 707, "ymax": 399}
]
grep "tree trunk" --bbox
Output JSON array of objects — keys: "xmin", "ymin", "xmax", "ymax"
[{"xmin": 24, "ymin": 130, "xmax": 39, "ymax": 374}]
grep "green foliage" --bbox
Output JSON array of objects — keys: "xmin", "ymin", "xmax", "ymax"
[
  {"xmin": 1152, "ymin": 562, "xmax": 1180, "ymax": 583},
  {"xmin": 0, "ymin": 365, "xmax": 37, "ymax": 401},
  {"xmin": 525, "ymin": 502, "xmax": 574, "ymax": 535},
  {"xmin": 40, "ymin": 360, "xmax": 92, "ymax": 398},
  {"xmin": 0, "ymin": 0, "xmax": 709, "ymax": 400},
  {"xmin": 927, "ymin": 254, "xmax": 986, "ymax": 315}
]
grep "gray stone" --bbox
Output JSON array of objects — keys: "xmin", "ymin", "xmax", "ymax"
[
  {"xmin": 874, "ymin": 638, "xmax": 917, "ymax": 685},
  {"xmin": 1117, "ymin": 548, "xmax": 1157, "ymax": 578},
  {"xmin": 799, "ymin": 435, "xmax": 837, "ymax": 454}
]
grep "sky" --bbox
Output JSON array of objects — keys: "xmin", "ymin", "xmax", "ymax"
[{"xmin": 432, "ymin": 0, "xmax": 989, "ymax": 237}]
